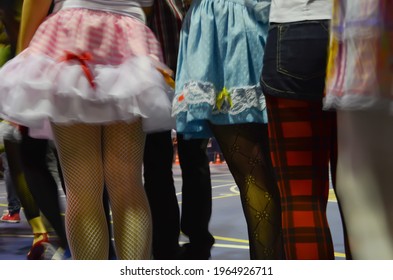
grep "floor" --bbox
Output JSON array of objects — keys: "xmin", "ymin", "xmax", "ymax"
[{"xmin": 0, "ymin": 162, "xmax": 346, "ymax": 260}]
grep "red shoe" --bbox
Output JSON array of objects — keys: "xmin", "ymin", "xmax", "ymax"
[
  {"xmin": 27, "ymin": 233, "xmax": 49, "ymax": 260},
  {"xmin": 0, "ymin": 211, "xmax": 21, "ymax": 223}
]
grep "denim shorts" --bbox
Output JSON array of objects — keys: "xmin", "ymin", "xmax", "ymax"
[{"xmin": 261, "ymin": 20, "xmax": 330, "ymax": 100}]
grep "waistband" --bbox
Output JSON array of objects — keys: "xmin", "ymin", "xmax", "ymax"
[{"xmin": 53, "ymin": 0, "xmax": 148, "ymax": 22}]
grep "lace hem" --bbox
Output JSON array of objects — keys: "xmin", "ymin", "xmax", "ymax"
[{"xmin": 173, "ymin": 80, "xmax": 266, "ymax": 116}]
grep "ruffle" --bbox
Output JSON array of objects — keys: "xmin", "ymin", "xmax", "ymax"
[
  {"xmin": 323, "ymin": 94, "xmax": 393, "ymax": 114},
  {"xmin": 0, "ymin": 51, "xmax": 175, "ymax": 137}
]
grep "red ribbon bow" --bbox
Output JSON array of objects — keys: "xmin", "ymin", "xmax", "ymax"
[{"xmin": 59, "ymin": 51, "xmax": 96, "ymax": 89}]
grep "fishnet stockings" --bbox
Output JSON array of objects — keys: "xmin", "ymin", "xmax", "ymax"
[
  {"xmin": 210, "ymin": 123, "xmax": 283, "ymax": 259},
  {"xmin": 103, "ymin": 122, "xmax": 151, "ymax": 259},
  {"xmin": 52, "ymin": 121, "xmax": 151, "ymax": 259}
]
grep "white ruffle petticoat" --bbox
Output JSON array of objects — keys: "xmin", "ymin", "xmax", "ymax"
[{"xmin": 0, "ymin": 8, "xmax": 175, "ymax": 137}]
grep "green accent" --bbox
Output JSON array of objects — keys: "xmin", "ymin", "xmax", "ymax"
[
  {"xmin": 0, "ymin": 44, "xmax": 11, "ymax": 66},
  {"xmin": 216, "ymin": 87, "xmax": 233, "ymax": 110}
]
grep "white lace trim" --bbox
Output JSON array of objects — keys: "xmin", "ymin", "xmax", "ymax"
[{"xmin": 173, "ymin": 80, "xmax": 266, "ymax": 116}]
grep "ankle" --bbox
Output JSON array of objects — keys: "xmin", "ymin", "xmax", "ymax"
[{"xmin": 33, "ymin": 233, "xmax": 49, "ymax": 245}]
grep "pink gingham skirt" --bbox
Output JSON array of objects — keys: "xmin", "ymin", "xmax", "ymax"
[{"xmin": 0, "ymin": 8, "xmax": 175, "ymax": 137}]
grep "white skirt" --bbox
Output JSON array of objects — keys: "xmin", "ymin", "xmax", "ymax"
[{"xmin": 0, "ymin": 8, "xmax": 175, "ymax": 138}]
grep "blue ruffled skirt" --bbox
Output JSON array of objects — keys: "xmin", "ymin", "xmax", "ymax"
[{"xmin": 173, "ymin": 0, "xmax": 271, "ymax": 138}]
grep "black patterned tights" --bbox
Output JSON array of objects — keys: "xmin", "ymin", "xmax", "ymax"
[{"xmin": 210, "ymin": 123, "xmax": 283, "ymax": 259}]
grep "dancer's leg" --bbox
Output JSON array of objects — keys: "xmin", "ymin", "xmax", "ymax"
[
  {"xmin": 52, "ymin": 123, "xmax": 107, "ymax": 259},
  {"xmin": 210, "ymin": 123, "xmax": 282, "ymax": 259},
  {"xmin": 103, "ymin": 120, "xmax": 151, "ymax": 259}
]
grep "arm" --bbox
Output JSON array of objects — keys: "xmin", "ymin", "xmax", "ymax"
[{"xmin": 16, "ymin": 0, "xmax": 52, "ymax": 54}]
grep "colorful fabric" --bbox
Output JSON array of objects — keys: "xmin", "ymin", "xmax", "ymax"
[
  {"xmin": 173, "ymin": 0, "xmax": 271, "ymax": 139},
  {"xmin": 29, "ymin": 9, "xmax": 162, "ymax": 65},
  {"xmin": 324, "ymin": 0, "xmax": 393, "ymax": 113},
  {"xmin": 266, "ymin": 94, "xmax": 336, "ymax": 260},
  {"xmin": 0, "ymin": 8, "xmax": 175, "ymax": 137},
  {"xmin": 149, "ymin": 0, "xmax": 187, "ymax": 71}
]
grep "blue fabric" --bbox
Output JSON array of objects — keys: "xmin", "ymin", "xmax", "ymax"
[{"xmin": 174, "ymin": 0, "xmax": 271, "ymax": 139}]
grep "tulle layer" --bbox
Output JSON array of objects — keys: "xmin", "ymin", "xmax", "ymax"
[{"xmin": 0, "ymin": 51, "xmax": 175, "ymax": 137}]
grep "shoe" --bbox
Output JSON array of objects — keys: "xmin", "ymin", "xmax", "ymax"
[
  {"xmin": 27, "ymin": 233, "xmax": 49, "ymax": 260},
  {"xmin": 27, "ymin": 242, "xmax": 47, "ymax": 260},
  {"xmin": 152, "ymin": 245, "xmax": 184, "ymax": 260},
  {"xmin": 179, "ymin": 243, "xmax": 212, "ymax": 260},
  {"xmin": 62, "ymin": 247, "xmax": 72, "ymax": 260},
  {"xmin": 0, "ymin": 211, "xmax": 21, "ymax": 223},
  {"xmin": 44, "ymin": 244, "xmax": 72, "ymax": 260}
]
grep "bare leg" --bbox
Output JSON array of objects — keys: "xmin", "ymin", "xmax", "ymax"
[{"xmin": 337, "ymin": 110, "xmax": 393, "ymax": 259}]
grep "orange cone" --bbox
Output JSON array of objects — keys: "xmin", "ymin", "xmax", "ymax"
[
  {"xmin": 214, "ymin": 153, "xmax": 221, "ymax": 164},
  {"xmin": 174, "ymin": 153, "xmax": 180, "ymax": 165}
]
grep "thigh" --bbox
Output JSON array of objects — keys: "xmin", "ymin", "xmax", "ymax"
[
  {"xmin": 338, "ymin": 111, "xmax": 393, "ymax": 222},
  {"xmin": 144, "ymin": 131, "xmax": 173, "ymax": 176},
  {"xmin": 51, "ymin": 123, "xmax": 103, "ymax": 194},
  {"xmin": 103, "ymin": 120, "xmax": 145, "ymax": 169},
  {"xmin": 20, "ymin": 133, "xmax": 48, "ymax": 166},
  {"xmin": 337, "ymin": 110, "xmax": 393, "ymax": 258},
  {"xmin": 177, "ymin": 134, "xmax": 209, "ymax": 166},
  {"xmin": 265, "ymin": 95, "xmax": 334, "ymax": 201},
  {"xmin": 102, "ymin": 120, "xmax": 145, "ymax": 194}
]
